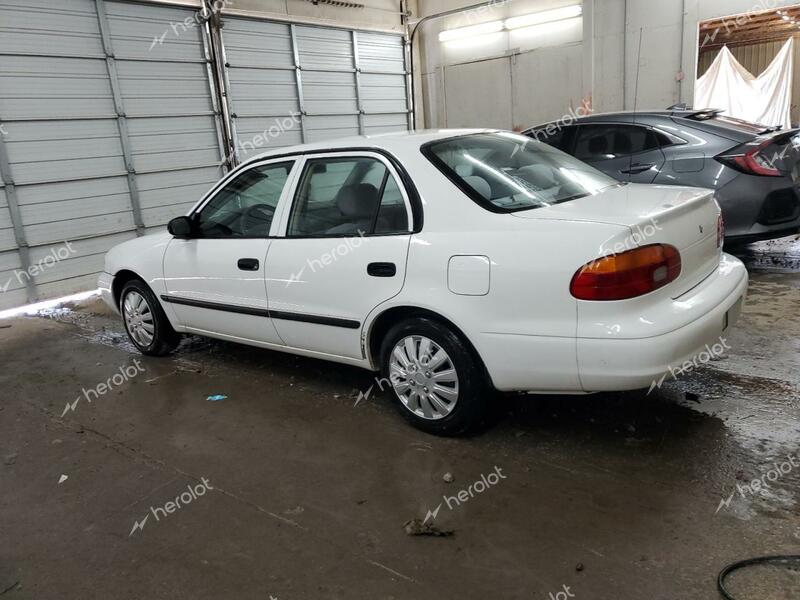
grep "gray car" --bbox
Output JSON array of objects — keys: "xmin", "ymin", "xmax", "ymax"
[{"xmin": 524, "ymin": 108, "xmax": 800, "ymax": 244}]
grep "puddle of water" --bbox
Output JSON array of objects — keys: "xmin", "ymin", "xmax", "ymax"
[
  {"xmin": 678, "ymin": 369, "xmax": 800, "ymax": 458},
  {"xmin": 729, "ymin": 235, "xmax": 800, "ymax": 274},
  {"xmin": 81, "ymin": 328, "xmax": 139, "ymax": 354},
  {"xmin": 671, "ymin": 369, "xmax": 800, "ymax": 522}
]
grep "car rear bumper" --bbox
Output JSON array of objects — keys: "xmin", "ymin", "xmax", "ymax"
[
  {"xmin": 718, "ymin": 175, "xmax": 800, "ymax": 242},
  {"xmin": 576, "ymin": 253, "xmax": 748, "ymax": 391},
  {"xmin": 98, "ymin": 272, "xmax": 118, "ymax": 314},
  {"xmin": 726, "ymin": 225, "xmax": 800, "ymax": 246}
]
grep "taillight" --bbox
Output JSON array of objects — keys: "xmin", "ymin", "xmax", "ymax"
[
  {"xmin": 570, "ymin": 244, "xmax": 682, "ymax": 301},
  {"xmin": 717, "ymin": 214, "xmax": 725, "ymax": 248},
  {"xmin": 716, "ymin": 140, "xmax": 782, "ymax": 177}
]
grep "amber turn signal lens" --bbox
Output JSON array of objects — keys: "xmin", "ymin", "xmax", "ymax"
[{"xmin": 570, "ymin": 244, "xmax": 682, "ymax": 301}]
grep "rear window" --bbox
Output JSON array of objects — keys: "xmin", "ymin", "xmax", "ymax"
[{"xmin": 422, "ymin": 132, "xmax": 618, "ymax": 213}]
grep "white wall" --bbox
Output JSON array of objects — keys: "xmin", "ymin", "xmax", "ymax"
[
  {"xmin": 414, "ymin": 0, "xmax": 800, "ymax": 127},
  {"xmin": 415, "ymin": 0, "xmax": 586, "ymax": 128}
]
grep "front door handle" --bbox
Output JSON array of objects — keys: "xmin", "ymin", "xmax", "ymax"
[
  {"xmin": 620, "ymin": 163, "xmax": 656, "ymax": 175},
  {"xmin": 367, "ymin": 262, "xmax": 396, "ymax": 277},
  {"xmin": 237, "ymin": 258, "xmax": 259, "ymax": 271}
]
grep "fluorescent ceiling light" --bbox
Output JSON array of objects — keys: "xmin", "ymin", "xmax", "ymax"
[
  {"xmin": 438, "ymin": 20, "xmax": 504, "ymax": 42},
  {"xmin": 505, "ymin": 5, "xmax": 583, "ymax": 30},
  {"xmin": 438, "ymin": 5, "xmax": 583, "ymax": 44}
]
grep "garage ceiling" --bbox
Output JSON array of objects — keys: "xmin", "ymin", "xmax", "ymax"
[{"xmin": 699, "ymin": 5, "xmax": 800, "ymax": 50}]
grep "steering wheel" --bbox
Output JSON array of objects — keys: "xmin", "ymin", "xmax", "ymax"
[{"xmin": 241, "ymin": 204, "xmax": 276, "ymax": 236}]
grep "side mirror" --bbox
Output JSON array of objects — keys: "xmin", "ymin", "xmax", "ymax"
[{"xmin": 168, "ymin": 216, "xmax": 194, "ymax": 239}]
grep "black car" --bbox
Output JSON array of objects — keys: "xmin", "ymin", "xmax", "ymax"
[{"xmin": 524, "ymin": 108, "xmax": 800, "ymax": 244}]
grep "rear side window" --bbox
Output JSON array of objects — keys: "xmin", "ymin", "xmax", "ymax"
[
  {"xmin": 287, "ymin": 157, "xmax": 410, "ymax": 237},
  {"xmin": 574, "ymin": 124, "xmax": 659, "ymax": 161},
  {"xmin": 422, "ymin": 132, "xmax": 618, "ymax": 213},
  {"xmin": 652, "ymin": 129, "xmax": 686, "ymax": 149}
]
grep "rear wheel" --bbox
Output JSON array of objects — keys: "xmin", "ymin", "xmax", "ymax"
[
  {"xmin": 120, "ymin": 279, "xmax": 179, "ymax": 356},
  {"xmin": 380, "ymin": 318, "xmax": 491, "ymax": 436}
]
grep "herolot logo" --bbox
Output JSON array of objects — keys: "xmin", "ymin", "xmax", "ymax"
[
  {"xmin": 424, "ymin": 466, "xmax": 507, "ymax": 524},
  {"xmin": 129, "ymin": 478, "xmax": 214, "ymax": 536},
  {"xmin": 61, "ymin": 359, "xmax": 146, "ymax": 417}
]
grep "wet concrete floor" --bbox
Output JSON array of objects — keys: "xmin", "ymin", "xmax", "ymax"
[{"xmin": 0, "ymin": 237, "xmax": 799, "ymax": 599}]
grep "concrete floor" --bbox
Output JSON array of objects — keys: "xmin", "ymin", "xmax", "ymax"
[{"xmin": 1, "ymin": 239, "xmax": 799, "ymax": 600}]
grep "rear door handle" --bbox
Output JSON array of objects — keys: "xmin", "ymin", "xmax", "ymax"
[
  {"xmin": 237, "ymin": 258, "xmax": 259, "ymax": 271},
  {"xmin": 367, "ymin": 262, "xmax": 396, "ymax": 277},
  {"xmin": 620, "ymin": 163, "xmax": 656, "ymax": 175}
]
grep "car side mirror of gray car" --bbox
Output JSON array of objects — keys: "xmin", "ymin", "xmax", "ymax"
[{"xmin": 168, "ymin": 216, "xmax": 194, "ymax": 239}]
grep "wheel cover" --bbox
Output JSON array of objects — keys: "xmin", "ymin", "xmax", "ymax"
[
  {"xmin": 123, "ymin": 290, "xmax": 155, "ymax": 348},
  {"xmin": 389, "ymin": 335, "xmax": 459, "ymax": 420}
]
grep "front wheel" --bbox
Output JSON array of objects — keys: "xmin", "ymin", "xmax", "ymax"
[
  {"xmin": 120, "ymin": 279, "xmax": 179, "ymax": 356},
  {"xmin": 379, "ymin": 318, "xmax": 491, "ymax": 436}
]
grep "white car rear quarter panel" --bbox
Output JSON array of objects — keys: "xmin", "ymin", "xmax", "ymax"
[{"xmin": 373, "ymin": 151, "xmax": 632, "ymax": 392}]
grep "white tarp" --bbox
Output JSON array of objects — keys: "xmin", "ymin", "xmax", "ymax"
[{"xmin": 695, "ymin": 38, "xmax": 794, "ymax": 129}]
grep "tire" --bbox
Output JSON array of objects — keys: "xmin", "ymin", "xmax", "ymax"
[
  {"xmin": 119, "ymin": 279, "xmax": 180, "ymax": 356},
  {"xmin": 379, "ymin": 317, "xmax": 491, "ymax": 436}
]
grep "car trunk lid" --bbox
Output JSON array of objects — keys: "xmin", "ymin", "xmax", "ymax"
[{"xmin": 512, "ymin": 183, "xmax": 722, "ymax": 298}]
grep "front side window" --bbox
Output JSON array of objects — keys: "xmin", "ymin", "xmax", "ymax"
[
  {"xmin": 196, "ymin": 161, "xmax": 294, "ymax": 238},
  {"xmin": 574, "ymin": 124, "xmax": 659, "ymax": 161},
  {"xmin": 529, "ymin": 125, "xmax": 575, "ymax": 152},
  {"xmin": 423, "ymin": 132, "xmax": 617, "ymax": 213},
  {"xmin": 287, "ymin": 156, "xmax": 410, "ymax": 236}
]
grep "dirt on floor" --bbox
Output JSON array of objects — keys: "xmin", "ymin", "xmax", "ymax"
[{"xmin": 0, "ymin": 240, "xmax": 799, "ymax": 600}]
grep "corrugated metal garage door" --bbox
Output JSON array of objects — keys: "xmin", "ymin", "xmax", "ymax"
[
  {"xmin": 220, "ymin": 15, "xmax": 410, "ymax": 163},
  {"xmin": 0, "ymin": 0, "xmax": 409, "ymax": 310},
  {"xmin": 0, "ymin": 0, "xmax": 224, "ymax": 310},
  {"xmin": 105, "ymin": 1, "xmax": 226, "ymax": 234}
]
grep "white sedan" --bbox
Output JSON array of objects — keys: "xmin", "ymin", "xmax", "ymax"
[{"xmin": 99, "ymin": 130, "xmax": 748, "ymax": 435}]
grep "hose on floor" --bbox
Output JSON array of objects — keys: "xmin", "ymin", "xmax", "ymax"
[{"xmin": 718, "ymin": 555, "xmax": 800, "ymax": 599}]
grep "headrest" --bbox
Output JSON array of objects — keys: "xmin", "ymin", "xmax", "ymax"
[
  {"xmin": 336, "ymin": 184, "xmax": 380, "ymax": 218},
  {"xmin": 455, "ymin": 164, "xmax": 474, "ymax": 177},
  {"xmin": 463, "ymin": 175, "xmax": 491, "ymax": 200},
  {"xmin": 518, "ymin": 165, "xmax": 558, "ymax": 189}
]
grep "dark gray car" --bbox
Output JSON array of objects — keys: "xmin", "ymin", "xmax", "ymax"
[{"xmin": 524, "ymin": 108, "xmax": 800, "ymax": 244}]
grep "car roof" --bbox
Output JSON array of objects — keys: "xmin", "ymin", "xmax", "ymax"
[
  {"xmin": 528, "ymin": 111, "xmax": 674, "ymax": 130},
  {"xmin": 242, "ymin": 129, "xmax": 496, "ymax": 163},
  {"xmin": 525, "ymin": 107, "xmax": 762, "ymax": 130},
  {"xmin": 525, "ymin": 108, "xmax": 770, "ymax": 143}
]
